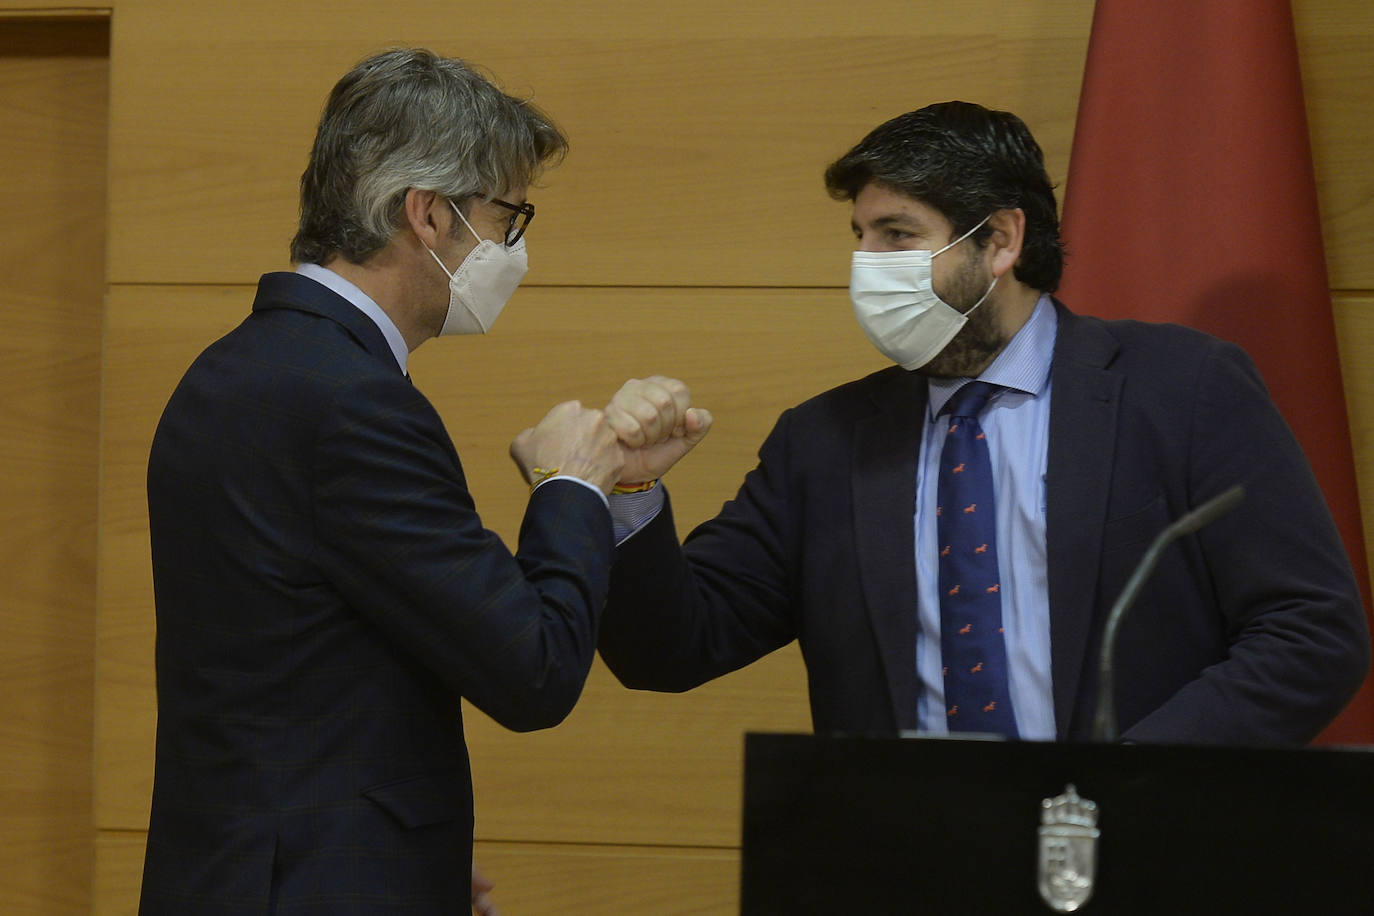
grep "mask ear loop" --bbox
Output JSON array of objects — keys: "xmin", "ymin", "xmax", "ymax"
[
  {"xmin": 448, "ymin": 199, "xmax": 482, "ymax": 244},
  {"xmin": 962, "ymin": 275, "xmax": 999, "ymax": 318},
  {"xmin": 933, "ymin": 213, "xmax": 993, "ymax": 258},
  {"xmin": 935, "ymin": 213, "xmax": 998, "ymax": 317},
  {"xmin": 428, "ymin": 199, "xmax": 484, "ymax": 280}
]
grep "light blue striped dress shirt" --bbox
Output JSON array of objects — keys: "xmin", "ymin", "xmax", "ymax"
[
  {"xmin": 916, "ymin": 294, "xmax": 1057, "ymax": 739},
  {"xmin": 296, "ymin": 262, "xmax": 410, "ymax": 374}
]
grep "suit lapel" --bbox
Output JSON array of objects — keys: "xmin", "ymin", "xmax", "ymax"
[
  {"xmin": 1044, "ymin": 302, "xmax": 1122, "ymax": 738},
  {"xmin": 852, "ymin": 369, "xmax": 927, "ymax": 731}
]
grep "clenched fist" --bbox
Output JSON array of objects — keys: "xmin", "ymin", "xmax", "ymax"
[
  {"xmin": 510, "ymin": 400, "xmax": 625, "ymax": 496},
  {"xmin": 603, "ymin": 376, "xmax": 712, "ymax": 485}
]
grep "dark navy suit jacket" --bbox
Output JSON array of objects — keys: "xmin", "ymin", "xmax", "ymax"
[
  {"xmin": 600, "ymin": 300, "xmax": 1369, "ymax": 744},
  {"xmin": 141, "ymin": 272, "xmax": 613, "ymax": 914}
]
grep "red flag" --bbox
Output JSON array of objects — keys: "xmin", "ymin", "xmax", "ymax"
[{"xmin": 1058, "ymin": 0, "xmax": 1374, "ymax": 743}]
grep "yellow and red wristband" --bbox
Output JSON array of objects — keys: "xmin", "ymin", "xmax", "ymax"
[{"xmin": 610, "ymin": 479, "xmax": 660, "ymax": 495}]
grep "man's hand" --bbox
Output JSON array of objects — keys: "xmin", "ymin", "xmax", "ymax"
[
  {"xmin": 510, "ymin": 400, "xmax": 625, "ymax": 496},
  {"xmin": 604, "ymin": 376, "xmax": 712, "ymax": 485}
]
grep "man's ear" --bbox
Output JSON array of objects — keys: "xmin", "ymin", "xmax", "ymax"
[
  {"xmin": 403, "ymin": 188, "xmax": 446, "ymax": 250},
  {"xmin": 986, "ymin": 207, "xmax": 1026, "ymax": 279}
]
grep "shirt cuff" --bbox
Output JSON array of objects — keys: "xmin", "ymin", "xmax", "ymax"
[{"xmin": 609, "ymin": 486, "xmax": 666, "ymax": 545}]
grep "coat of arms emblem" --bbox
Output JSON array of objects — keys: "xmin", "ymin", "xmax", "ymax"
[{"xmin": 1037, "ymin": 783, "xmax": 1099, "ymax": 912}]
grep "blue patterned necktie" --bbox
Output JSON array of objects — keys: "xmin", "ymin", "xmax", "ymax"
[{"xmin": 937, "ymin": 381, "xmax": 1018, "ymax": 737}]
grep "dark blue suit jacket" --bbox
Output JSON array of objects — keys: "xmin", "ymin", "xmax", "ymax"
[
  {"xmin": 600, "ymin": 300, "xmax": 1369, "ymax": 744},
  {"xmin": 141, "ymin": 272, "xmax": 613, "ymax": 914}
]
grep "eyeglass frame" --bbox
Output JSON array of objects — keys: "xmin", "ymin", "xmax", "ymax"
[{"xmin": 490, "ymin": 197, "xmax": 535, "ymax": 247}]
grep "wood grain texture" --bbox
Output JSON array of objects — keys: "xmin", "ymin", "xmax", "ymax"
[
  {"xmin": 465, "ymin": 650, "xmax": 810, "ymax": 849},
  {"xmin": 103, "ymin": 0, "xmax": 1091, "ymax": 287},
  {"xmin": 94, "ymin": 832, "xmax": 143, "ymax": 916},
  {"xmin": 101, "ymin": 0, "xmax": 1374, "ymax": 290},
  {"xmin": 1334, "ymin": 293, "xmax": 1374, "ymax": 553},
  {"xmin": 1293, "ymin": 0, "xmax": 1374, "ymax": 290},
  {"xmin": 0, "ymin": 16, "xmax": 106, "ymax": 916},
  {"xmin": 94, "ymin": 284, "xmax": 248, "ymax": 831},
  {"xmin": 469, "ymin": 841, "xmax": 738, "ymax": 916}
]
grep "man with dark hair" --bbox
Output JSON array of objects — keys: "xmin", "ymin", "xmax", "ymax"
[
  {"xmin": 598, "ymin": 101, "xmax": 1369, "ymax": 746},
  {"xmin": 141, "ymin": 49, "xmax": 639, "ymax": 914}
]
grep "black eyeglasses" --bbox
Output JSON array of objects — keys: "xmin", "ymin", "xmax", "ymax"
[{"xmin": 491, "ymin": 197, "xmax": 535, "ymax": 247}]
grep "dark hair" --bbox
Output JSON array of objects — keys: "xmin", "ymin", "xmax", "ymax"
[
  {"xmin": 823, "ymin": 101, "xmax": 1064, "ymax": 292},
  {"xmin": 290, "ymin": 48, "xmax": 568, "ymax": 265}
]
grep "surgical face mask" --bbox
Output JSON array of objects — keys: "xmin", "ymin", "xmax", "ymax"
[
  {"xmin": 426, "ymin": 200, "xmax": 529, "ymax": 335},
  {"xmin": 849, "ymin": 215, "xmax": 996, "ymax": 370}
]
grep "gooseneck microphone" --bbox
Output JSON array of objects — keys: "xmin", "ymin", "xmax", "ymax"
[{"xmin": 1090, "ymin": 485, "xmax": 1246, "ymax": 742}]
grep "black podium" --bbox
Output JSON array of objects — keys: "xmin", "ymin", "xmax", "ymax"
[{"xmin": 741, "ymin": 732, "xmax": 1374, "ymax": 914}]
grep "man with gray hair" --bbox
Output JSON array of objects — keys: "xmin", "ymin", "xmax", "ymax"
[{"xmin": 140, "ymin": 48, "xmax": 630, "ymax": 914}]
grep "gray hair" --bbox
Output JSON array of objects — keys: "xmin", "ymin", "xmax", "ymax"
[{"xmin": 290, "ymin": 48, "xmax": 568, "ymax": 265}]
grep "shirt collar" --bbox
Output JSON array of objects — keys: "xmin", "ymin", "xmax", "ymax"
[
  {"xmin": 926, "ymin": 293, "xmax": 1057, "ymax": 419},
  {"xmin": 295, "ymin": 262, "xmax": 409, "ymax": 374}
]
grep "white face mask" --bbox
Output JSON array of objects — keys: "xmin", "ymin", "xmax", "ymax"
[
  {"xmin": 427, "ymin": 200, "xmax": 529, "ymax": 335},
  {"xmin": 849, "ymin": 215, "xmax": 996, "ymax": 370}
]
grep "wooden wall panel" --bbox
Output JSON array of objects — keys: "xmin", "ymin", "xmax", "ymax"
[
  {"xmin": 93, "ymin": 833, "xmax": 142, "ymax": 916},
  {"xmin": 101, "ymin": 0, "xmax": 1374, "ymax": 290},
  {"xmin": 1334, "ymin": 294, "xmax": 1374, "ymax": 553},
  {"xmin": 1294, "ymin": 0, "xmax": 1374, "ymax": 289},
  {"xmin": 103, "ymin": 0, "xmax": 1092, "ymax": 287},
  {"xmin": 94, "ymin": 285, "xmax": 246, "ymax": 831},
  {"xmin": 0, "ymin": 16, "xmax": 106, "ymax": 916},
  {"xmin": 466, "ymin": 841, "xmax": 737, "ymax": 915},
  {"xmin": 464, "ymin": 651, "xmax": 810, "ymax": 849}
]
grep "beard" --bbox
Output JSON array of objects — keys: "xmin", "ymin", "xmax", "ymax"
[{"xmin": 916, "ymin": 246, "xmax": 1005, "ymax": 379}]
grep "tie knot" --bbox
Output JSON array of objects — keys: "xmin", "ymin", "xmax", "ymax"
[{"xmin": 942, "ymin": 381, "xmax": 1000, "ymax": 419}]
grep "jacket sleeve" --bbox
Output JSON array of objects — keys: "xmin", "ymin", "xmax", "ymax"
[
  {"xmin": 1121, "ymin": 339, "xmax": 1370, "ymax": 745},
  {"xmin": 599, "ymin": 412, "xmax": 800, "ymax": 692},
  {"xmin": 310, "ymin": 373, "xmax": 615, "ymax": 732}
]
